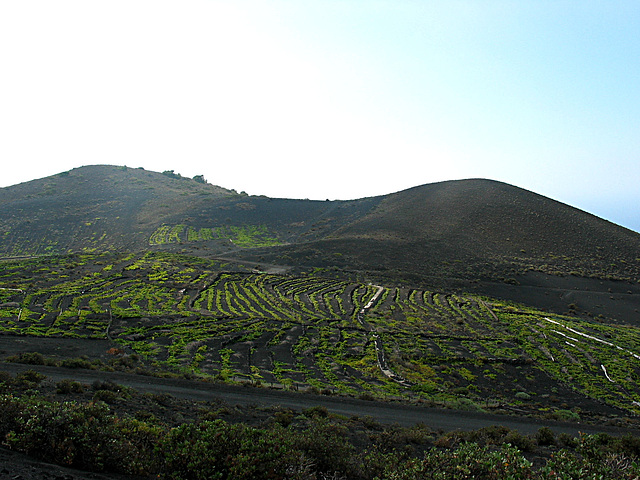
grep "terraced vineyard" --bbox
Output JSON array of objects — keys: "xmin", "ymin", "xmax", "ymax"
[
  {"xmin": 149, "ymin": 223, "xmax": 281, "ymax": 248},
  {"xmin": 1, "ymin": 251, "xmax": 640, "ymax": 417}
]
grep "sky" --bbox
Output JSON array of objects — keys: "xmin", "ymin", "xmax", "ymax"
[{"xmin": 1, "ymin": 1, "xmax": 640, "ymax": 231}]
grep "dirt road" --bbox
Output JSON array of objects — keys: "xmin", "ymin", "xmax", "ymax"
[{"xmin": 0, "ymin": 362, "xmax": 632, "ymax": 437}]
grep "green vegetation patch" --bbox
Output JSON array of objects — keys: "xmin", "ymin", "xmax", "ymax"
[
  {"xmin": 0, "ymin": 386, "xmax": 639, "ymax": 480},
  {"xmin": 3, "ymin": 251, "xmax": 640, "ymax": 417},
  {"xmin": 149, "ymin": 223, "xmax": 280, "ymax": 248}
]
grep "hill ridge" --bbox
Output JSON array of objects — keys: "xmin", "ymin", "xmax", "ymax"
[{"xmin": 2, "ymin": 165, "xmax": 640, "ymax": 321}]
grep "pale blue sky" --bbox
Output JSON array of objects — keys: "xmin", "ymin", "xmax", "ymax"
[{"xmin": 1, "ymin": 1, "xmax": 639, "ymax": 231}]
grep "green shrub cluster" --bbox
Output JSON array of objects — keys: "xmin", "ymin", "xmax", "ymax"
[
  {"xmin": 1, "ymin": 392, "xmax": 640, "ymax": 479},
  {"xmin": 0, "ymin": 395, "xmax": 161, "ymax": 474}
]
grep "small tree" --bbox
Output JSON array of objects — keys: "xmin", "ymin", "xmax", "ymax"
[
  {"xmin": 162, "ymin": 170, "xmax": 181, "ymax": 179},
  {"xmin": 193, "ymin": 174, "xmax": 207, "ymax": 184}
]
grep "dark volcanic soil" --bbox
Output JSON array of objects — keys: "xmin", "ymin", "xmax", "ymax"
[
  {"xmin": 0, "ymin": 447, "xmax": 139, "ymax": 480},
  {"xmin": 446, "ymin": 271, "xmax": 640, "ymax": 325}
]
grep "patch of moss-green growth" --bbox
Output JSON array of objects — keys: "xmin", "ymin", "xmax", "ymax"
[{"xmin": 150, "ymin": 223, "xmax": 279, "ymax": 247}]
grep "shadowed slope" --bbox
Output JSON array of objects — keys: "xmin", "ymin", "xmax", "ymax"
[
  {"xmin": 332, "ymin": 179, "xmax": 640, "ymax": 275},
  {"xmin": 0, "ymin": 165, "xmax": 236, "ymax": 255},
  {"xmin": 237, "ymin": 179, "xmax": 640, "ymax": 321},
  {"xmin": 246, "ymin": 179, "xmax": 640, "ymax": 280},
  {"xmin": 0, "ymin": 165, "xmax": 381, "ymax": 257}
]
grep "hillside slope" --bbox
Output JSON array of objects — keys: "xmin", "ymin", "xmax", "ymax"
[
  {"xmin": 0, "ymin": 165, "xmax": 380, "ymax": 256},
  {"xmin": 241, "ymin": 179, "xmax": 640, "ymax": 279},
  {"xmin": 0, "ymin": 165, "xmax": 234, "ymax": 255},
  {"xmin": 2, "ymin": 167, "xmax": 640, "ymax": 321},
  {"xmin": 235, "ymin": 179, "xmax": 640, "ymax": 321},
  {"xmin": 336, "ymin": 179, "xmax": 640, "ymax": 277}
]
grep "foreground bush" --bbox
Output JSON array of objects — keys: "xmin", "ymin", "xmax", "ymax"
[
  {"xmin": 160, "ymin": 420, "xmax": 297, "ymax": 480},
  {"xmin": 0, "ymin": 394, "xmax": 162, "ymax": 474},
  {"xmin": 377, "ymin": 442, "xmax": 535, "ymax": 479},
  {"xmin": 1, "ymin": 393, "xmax": 640, "ymax": 479}
]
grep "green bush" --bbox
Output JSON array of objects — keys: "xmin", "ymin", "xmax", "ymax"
[
  {"xmin": 55, "ymin": 379, "xmax": 85, "ymax": 394},
  {"xmin": 0, "ymin": 371, "xmax": 12, "ymax": 389},
  {"xmin": 1, "ymin": 390, "xmax": 639, "ymax": 480},
  {"xmin": 2, "ymin": 397, "xmax": 125, "ymax": 470},
  {"xmin": 91, "ymin": 379, "xmax": 124, "ymax": 392},
  {"xmin": 60, "ymin": 357, "xmax": 94, "ymax": 369},
  {"xmin": 0, "ymin": 394, "xmax": 29, "ymax": 435},
  {"xmin": 272, "ymin": 409, "xmax": 295, "ymax": 427},
  {"xmin": 535, "ymin": 426, "xmax": 555, "ymax": 446},
  {"xmin": 290, "ymin": 420, "xmax": 355, "ymax": 476},
  {"xmin": 0, "ymin": 395, "xmax": 161, "ymax": 475},
  {"xmin": 6, "ymin": 352, "xmax": 46, "ymax": 365},
  {"xmin": 116, "ymin": 417, "xmax": 164, "ymax": 475},
  {"xmin": 93, "ymin": 389, "xmax": 119, "ymax": 404},
  {"xmin": 467, "ymin": 425, "xmax": 512, "ymax": 445},
  {"xmin": 504, "ymin": 430, "xmax": 535, "ymax": 452},
  {"xmin": 303, "ymin": 405, "xmax": 329, "ymax": 418},
  {"xmin": 554, "ymin": 409, "xmax": 580, "ymax": 422},
  {"xmin": 614, "ymin": 434, "xmax": 640, "ymax": 458},
  {"xmin": 558, "ymin": 432, "xmax": 579, "ymax": 448},
  {"xmin": 384, "ymin": 442, "xmax": 535, "ymax": 479},
  {"xmin": 14, "ymin": 369, "xmax": 46, "ymax": 386},
  {"xmin": 159, "ymin": 420, "xmax": 296, "ymax": 480}
]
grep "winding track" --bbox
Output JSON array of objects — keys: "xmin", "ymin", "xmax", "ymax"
[
  {"xmin": 0, "ymin": 362, "xmax": 633, "ymax": 437},
  {"xmin": 357, "ymin": 285, "xmax": 412, "ymax": 386}
]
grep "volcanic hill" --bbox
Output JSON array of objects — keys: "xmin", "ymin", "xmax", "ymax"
[{"xmin": 2, "ymin": 164, "xmax": 640, "ymax": 321}]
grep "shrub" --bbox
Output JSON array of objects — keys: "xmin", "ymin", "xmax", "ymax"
[
  {"xmin": 15, "ymin": 369, "xmax": 46, "ymax": 386},
  {"xmin": 433, "ymin": 430, "xmax": 467, "ymax": 448},
  {"xmin": 414, "ymin": 442, "xmax": 534, "ymax": 479},
  {"xmin": 372, "ymin": 424, "xmax": 433, "ymax": 453},
  {"xmin": 535, "ymin": 426, "xmax": 555, "ymax": 446},
  {"xmin": 91, "ymin": 379, "xmax": 123, "ymax": 392},
  {"xmin": 116, "ymin": 418, "xmax": 164, "ymax": 475},
  {"xmin": 159, "ymin": 420, "xmax": 296, "ymax": 480},
  {"xmin": 111, "ymin": 354, "xmax": 138, "ymax": 370},
  {"xmin": 272, "ymin": 409, "xmax": 295, "ymax": 427},
  {"xmin": 450, "ymin": 397, "xmax": 485, "ymax": 412},
  {"xmin": 356, "ymin": 447, "xmax": 409, "ymax": 480},
  {"xmin": 557, "ymin": 432, "xmax": 579, "ymax": 448},
  {"xmin": 0, "ymin": 395, "xmax": 161, "ymax": 475},
  {"xmin": 540, "ymin": 449, "xmax": 602, "ymax": 478},
  {"xmin": 93, "ymin": 389, "xmax": 119, "ymax": 404},
  {"xmin": 303, "ymin": 405, "xmax": 329, "ymax": 418},
  {"xmin": 554, "ymin": 409, "xmax": 580, "ymax": 422},
  {"xmin": 467, "ymin": 425, "xmax": 512, "ymax": 445},
  {"xmin": 55, "ymin": 379, "xmax": 84, "ymax": 394},
  {"xmin": 3, "ymin": 398, "xmax": 123, "ymax": 470},
  {"xmin": 6, "ymin": 352, "xmax": 46, "ymax": 365},
  {"xmin": 358, "ymin": 392, "xmax": 375, "ymax": 401},
  {"xmin": 0, "ymin": 370, "xmax": 13, "ymax": 386},
  {"xmin": 0, "ymin": 394, "xmax": 28, "ymax": 435},
  {"xmin": 60, "ymin": 357, "xmax": 93, "ymax": 369},
  {"xmin": 503, "ymin": 430, "xmax": 535, "ymax": 452},
  {"xmin": 614, "ymin": 434, "xmax": 640, "ymax": 457},
  {"xmin": 290, "ymin": 420, "xmax": 355, "ymax": 476}
]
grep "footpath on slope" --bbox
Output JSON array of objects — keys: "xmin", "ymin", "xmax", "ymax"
[{"xmin": 356, "ymin": 285, "xmax": 412, "ymax": 387}]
